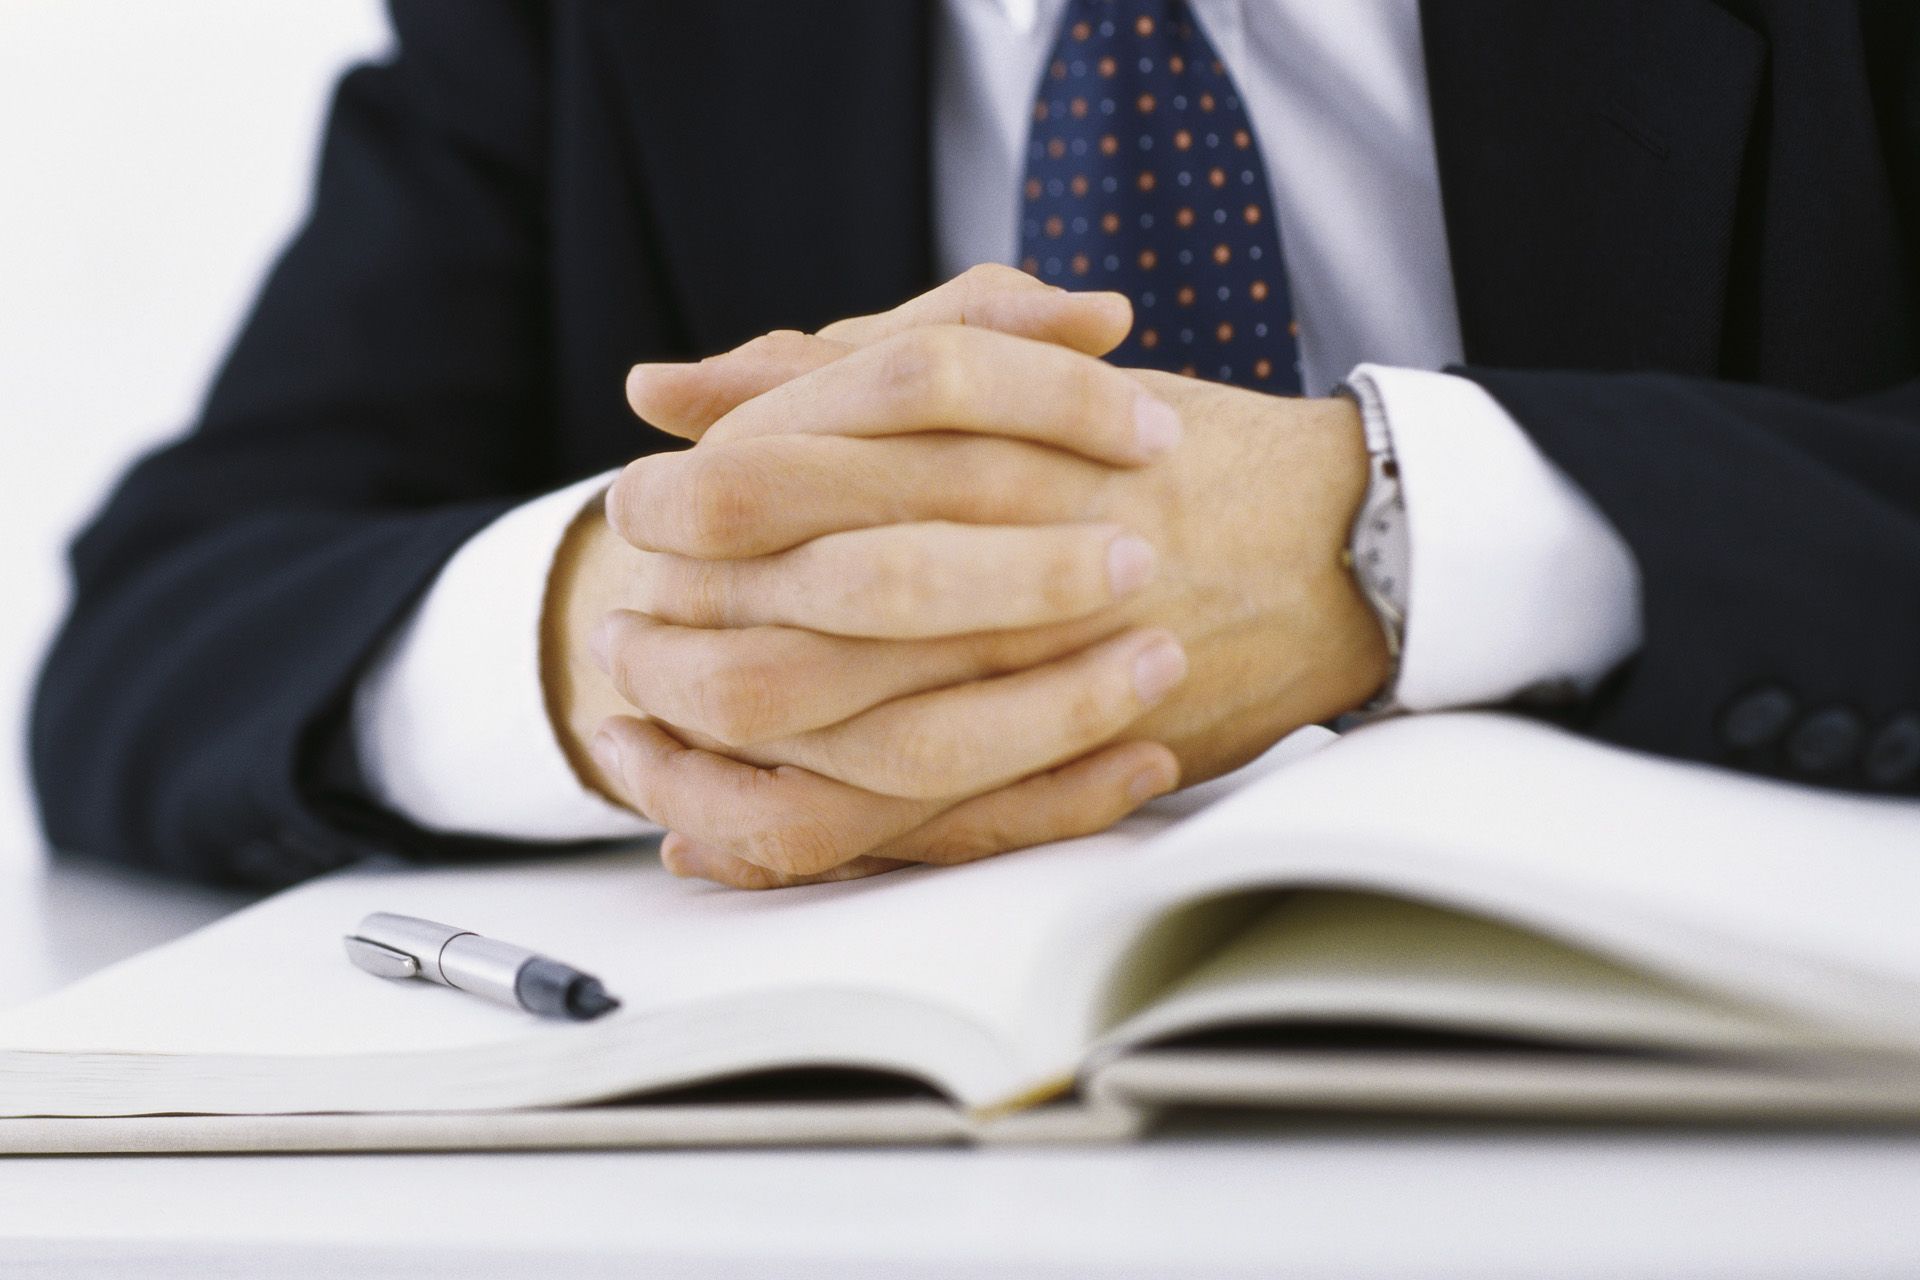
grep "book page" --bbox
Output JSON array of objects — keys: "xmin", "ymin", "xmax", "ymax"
[
  {"xmin": 1030, "ymin": 713, "xmax": 1920, "ymax": 1062},
  {"xmin": 1098, "ymin": 891, "xmax": 1840, "ymax": 1058},
  {"xmin": 0, "ymin": 730, "xmax": 1336, "ymax": 1115}
]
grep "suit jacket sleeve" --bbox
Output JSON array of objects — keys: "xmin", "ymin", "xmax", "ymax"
[
  {"xmin": 30, "ymin": 1, "xmax": 574, "ymax": 886},
  {"xmin": 1460, "ymin": 367, "xmax": 1920, "ymax": 794}
]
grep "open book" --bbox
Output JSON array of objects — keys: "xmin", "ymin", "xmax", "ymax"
[{"xmin": 5, "ymin": 713, "xmax": 1920, "ymax": 1154}]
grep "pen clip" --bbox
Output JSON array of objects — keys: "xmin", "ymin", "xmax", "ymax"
[{"xmin": 343, "ymin": 935, "xmax": 421, "ymax": 981}]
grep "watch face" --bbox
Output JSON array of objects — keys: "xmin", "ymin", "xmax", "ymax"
[{"xmin": 1355, "ymin": 468, "xmax": 1410, "ymax": 623}]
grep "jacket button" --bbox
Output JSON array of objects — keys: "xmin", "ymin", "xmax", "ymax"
[
  {"xmin": 1864, "ymin": 714, "xmax": 1920, "ymax": 788},
  {"xmin": 1718, "ymin": 686, "xmax": 1796, "ymax": 750},
  {"xmin": 1785, "ymin": 706, "xmax": 1864, "ymax": 775}
]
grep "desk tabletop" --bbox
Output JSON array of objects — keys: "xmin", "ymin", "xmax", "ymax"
[{"xmin": 4, "ymin": 858, "xmax": 1919, "ymax": 1279}]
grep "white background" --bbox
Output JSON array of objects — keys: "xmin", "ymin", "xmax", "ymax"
[{"xmin": 0, "ymin": 0, "xmax": 391, "ymax": 872}]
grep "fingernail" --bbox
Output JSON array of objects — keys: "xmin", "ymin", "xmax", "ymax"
[
  {"xmin": 590, "ymin": 731, "xmax": 624, "ymax": 780},
  {"xmin": 1127, "ymin": 764, "xmax": 1175, "ymax": 805},
  {"xmin": 1133, "ymin": 393, "xmax": 1183, "ymax": 457},
  {"xmin": 1131, "ymin": 636, "xmax": 1188, "ymax": 706},
  {"xmin": 1106, "ymin": 533, "xmax": 1157, "ymax": 598},
  {"xmin": 587, "ymin": 619, "xmax": 614, "ymax": 673}
]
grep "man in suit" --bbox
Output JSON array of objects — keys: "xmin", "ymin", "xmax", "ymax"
[{"xmin": 32, "ymin": 1, "xmax": 1920, "ymax": 888}]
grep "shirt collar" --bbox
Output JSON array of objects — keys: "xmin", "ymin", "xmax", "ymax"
[{"xmin": 983, "ymin": 0, "xmax": 1044, "ymax": 36}]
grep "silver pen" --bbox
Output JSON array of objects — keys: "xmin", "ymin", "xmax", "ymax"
[{"xmin": 343, "ymin": 912, "xmax": 621, "ymax": 1021}]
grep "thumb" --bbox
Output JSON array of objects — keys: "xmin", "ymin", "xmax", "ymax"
[
  {"xmin": 627, "ymin": 264, "xmax": 1135, "ymax": 442},
  {"xmin": 820, "ymin": 262, "xmax": 1133, "ymax": 355}
]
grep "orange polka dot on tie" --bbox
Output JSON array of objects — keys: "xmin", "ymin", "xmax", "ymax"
[
  {"xmin": 1254, "ymin": 358, "xmax": 1273, "ymax": 379},
  {"xmin": 1243, "ymin": 204, "xmax": 1261, "ymax": 224},
  {"xmin": 1034, "ymin": 102, "xmax": 1049, "ymax": 123},
  {"xmin": 1212, "ymin": 243, "xmax": 1231, "ymax": 264},
  {"xmin": 1234, "ymin": 129, "xmax": 1252, "ymax": 149},
  {"xmin": 1025, "ymin": 178, "xmax": 1042, "ymax": 200},
  {"xmin": 1208, "ymin": 167, "xmax": 1226, "ymax": 188},
  {"xmin": 1138, "ymin": 249, "xmax": 1158, "ymax": 269},
  {"xmin": 1179, "ymin": 364, "xmax": 1198, "ymax": 377},
  {"xmin": 1170, "ymin": 54, "xmax": 1186, "ymax": 74},
  {"xmin": 1137, "ymin": 93, "xmax": 1156, "ymax": 113},
  {"xmin": 1070, "ymin": 175, "xmax": 1089, "ymax": 196},
  {"xmin": 1141, "ymin": 328, "xmax": 1160, "ymax": 349},
  {"xmin": 1047, "ymin": 138, "xmax": 1066, "ymax": 159},
  {"xmin": 1174, "ymin": 129, "xmax": 1192, "ymax": 150},
  {"xmin": 1101, "ymin": 212, "xmax": 1121, "ymax": 233},
  {"xmin": 1072, "ymin": 20, "xmax": 1091, "ymax": 40},
  {"xmin": 1021, "ymin": 256, "xmax": 1039, "ymax": 275},
  {"xmin": 1136, "ymin": 15, "xmax": 1155, "ymax": 36},
  {"xmin": 1137, "ymin": 171, "xmax": 1157, "ymax": 191},
  {"xmin": 1288, "ymin": 319, "xmax": 1302, "ymax": 337},
  {"xmin": 1177, "ymin": 286, "xmax": 1196, "ymax": 306},
  {"xmin": 1052, "ymin": 59, "xmax": 1067, "ymax": 80},
  {"xmin": 1249, "ymin": 280, "xmax": 1269, "ymax": 301},
  {"xmin": 1099, "ymin": 56, "xmax": 1117, "ymax": 77},
  {"xmin": 1100, "ymin": 134, "xmax": 1119, "ymax": 155},
  {"xmin": 1070, "ymin": 97, "xmax": 1089, "ymax": 119},
  {"xmin": 1216, "ymin": 322, "xmax": 1234, "ymax": 342},
  {"xmin": 1176, "ymin": 207, "xmax": 1194, "ymax": 227},
  {"xmin": 1071, "ymin": 253, "xmax": 1090, "ymax": 275},
  {"xmin": 1045, "ymin": 215, "xmax": 1064, "ymax": 237},
  {"xmin": 1199, "ymin": 92, "xmax": 1215, "ymax": 111}
]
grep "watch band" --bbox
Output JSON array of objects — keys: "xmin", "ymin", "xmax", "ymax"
[{"xmin": 1336, "ymin": 378, "xmax": 1410, "ymax": 718}]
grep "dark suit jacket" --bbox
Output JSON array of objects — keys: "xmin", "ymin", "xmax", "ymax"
[{"xmin": 32, "ymin": 1, "xmax": 1920, "ymax": 885}]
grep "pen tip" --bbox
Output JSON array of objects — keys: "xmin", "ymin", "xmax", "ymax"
[{"xmin": 567, "ymin": 980, "xmax": 621, "ymax": 1021}]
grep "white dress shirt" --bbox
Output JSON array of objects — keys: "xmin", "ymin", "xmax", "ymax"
[{"xmin": 352, "ymin": 0, "xmax": 1643, "ymax": 839}]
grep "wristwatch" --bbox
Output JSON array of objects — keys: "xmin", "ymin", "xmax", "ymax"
[{"xmin": 1337, "ymin": 379, "xmax": 1410, "ymax": 717}]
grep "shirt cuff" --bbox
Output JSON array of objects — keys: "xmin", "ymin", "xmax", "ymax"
[
  {"xmin": 352, "ymin": 472, "xmax": 657, "ymax": 841},
  {"xmin": 1344, "ymin": 364, "xmax": 1645, "ymax": 711}
]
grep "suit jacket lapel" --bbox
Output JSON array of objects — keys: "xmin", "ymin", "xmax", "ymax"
[
  {"xmin": 1419, "ymin": 0, "xmax": 1764, "ymax": 375},
  {"xmin": 596, "ymin": 0, "xmax": 935, "ymax": 352}
]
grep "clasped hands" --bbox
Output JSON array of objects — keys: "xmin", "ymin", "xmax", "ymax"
[{"xmin": 547, "ymin": 265, "xmax": 1387, "ymax": 888}]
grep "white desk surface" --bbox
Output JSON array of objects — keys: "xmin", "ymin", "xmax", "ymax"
[{"xmin": 3, "ymin": 858, "xmax": 1920, "ymax": 1280}]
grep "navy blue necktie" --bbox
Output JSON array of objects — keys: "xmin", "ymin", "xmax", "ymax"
[{"xmin": 1019, "ymin": 0, "xmax": 1303, "ymax": 394}]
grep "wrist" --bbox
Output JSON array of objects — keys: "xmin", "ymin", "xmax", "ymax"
[
  {"xmin": 1314, "ymin": 394, "xmax": 1396, "ymax": 714},
  {"xmin": 1336, "ymin": 378, "xmax": 1409, "ymax": 717}
]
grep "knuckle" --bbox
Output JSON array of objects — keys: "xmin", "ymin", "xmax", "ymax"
[
  {"xmin": 609, "ymin": 755, "xmax": 658, "ymax": 820},
  {"xmin": 605, "ymin": 636, "xmax": 649, "ymax": 711},
  {"xmin": 717, "ymin": 860, "xmax": 788, "ymax": 891},
  {"xmin": 962, "ymin": 261, "xmax": 1015, "ymax": 284},
  {"xmin": 854, "ymin": 539, "xmax": 934, "ymax": 630},
  {"xmin": 682, "ymin": 563, "xmax": 734, "ymax": 626},
  {"xmin": 1035, "ymin": 538, "xmax": 1102, "ymax": 616},
  {"xmin": 880, "ymin": 327, "xmax": 972, "ymax": 418},
  {"xmin": 735, "ymin": 329, "xmax": 805, "ymax": 359},
  {"xmin": 880, "ymin": 722, "xmax": 974, "ymax": 798},
  {"xmin": 921, "ymin": 813, "xmax": 1018, "ymax": 864},
  {"xmin": 746, "ymin": 816, "xmax": 848, "ymax": 877},
  {"xmin": 685, "ymin": 650, "xmax": 787, "ymax": 745},
  {"xmin": 961, "ymin": 261, "xmax": 1029, "ymax": 296},
  {"xmin": 638, "ymin": 556, "xmax": 727, "ymax": 626},
  {"xmin": 1070, "ymin": 357, "xmax": 1120, "ymax": 430},
  {"xmin": 673, "ymin": 451, "xmax": 764, "ymax": 555},
  {"xmin": 1063, "ymin": 673, "xmax": 1126, "ymax": 745},
  {"xmin": 724, "ymin": 329, "xmax": 821, "ymax": 372}
]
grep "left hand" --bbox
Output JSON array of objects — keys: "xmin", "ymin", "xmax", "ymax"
[{"xmin": 595, "ymin": 322, "xmax": 1391, "ymax": 878}]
